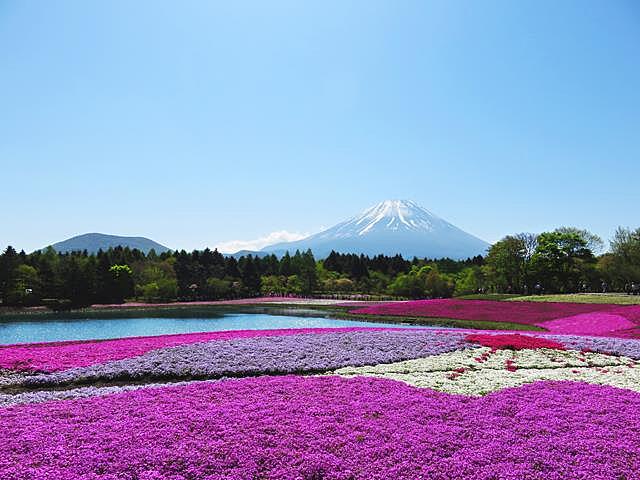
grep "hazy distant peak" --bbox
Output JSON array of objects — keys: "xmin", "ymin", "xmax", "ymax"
[{"xmin": 47, "ymin": 233, "xmax": 170, "ymax": 255}]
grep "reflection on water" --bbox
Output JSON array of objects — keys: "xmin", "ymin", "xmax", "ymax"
[{"xmin": 0, "ymin": 312, "xmax": 433, "ymax": 345}]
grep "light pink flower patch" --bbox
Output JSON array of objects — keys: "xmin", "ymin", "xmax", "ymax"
[
  {"xmin": 538, "ymin": 313, "xmax": 637, "ymax": 337},
  {"xmin": 350, "ymin": 299, "xmax": 619, "ymax": 325},
  {"xmin": 536, "ymin": 305, "xmax": 640, "ymax": 338},
  {"xmin": 352, "ymin": 299, "xmax": 640, "ymax": 339}
]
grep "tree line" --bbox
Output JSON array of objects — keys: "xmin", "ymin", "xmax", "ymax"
[
  {"xmin": 483, "ymin": 227, "xmax": 640, "ymax": 294},
  {"xmin": 1, "ymin": 225, "xmax": 638, "ymax": 309}
]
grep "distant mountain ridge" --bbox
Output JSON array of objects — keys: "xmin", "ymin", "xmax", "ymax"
[
  {"xmin": 46, "ymin": 201, "xmax": 488, "ymax": 259},
  {"xmin": 259, "ymin": 200, "xmax": 489, "ymax": 259},
  {"xmin": 48, "ymin": 233, "xmax": 170, "ymax": 254}
]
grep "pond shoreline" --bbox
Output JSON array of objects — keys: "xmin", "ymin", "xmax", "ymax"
[
  {"xmin": 0, "ymin": 302, "xmax": 545, "ymax": 345},
  {"xmin": 0, "ymin": 296, "xmax": 391, "ymax": 318}
]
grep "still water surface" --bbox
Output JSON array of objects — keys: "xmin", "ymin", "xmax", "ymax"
[{"xmin": 0, "ymin": 312, "xmax": 431, "ymax": 345}]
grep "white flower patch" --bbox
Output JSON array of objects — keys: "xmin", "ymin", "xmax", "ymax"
[{"xmin": 333, "ymin": 347, "xmax": 640, "ymax": 396}]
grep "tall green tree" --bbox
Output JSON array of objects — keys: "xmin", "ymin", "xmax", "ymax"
[
  {"xmin": 454, "ymin": 267, "xmax": 484, "ymax": 296},
  {"xmin": 108, "ymin": 264, "xmax": 134, "ymax": 303},
  {"xmin": 0, "ymin": 246, "xmax": 20, "ymax": 304},
  {"xmin": 485, "ymin": 236, "xmax": 528, "ymax": 292},
  {"xmin": 5, "ymin": 264, "xmax": 40, "ymax": 306},
  {"xmin": 530, "ymin": 229, "xmax": 598, "ymax": 292},
  {"xmin": 602, "ymin": 227, "xmax": 640, "ymax": 287},
  {"xmin": 239, "ymin": 255, "xmax": 261, "ymax": 294},
  {"xmin": 298, "ymin": 249, "xmax": 318, "ymax": 294}
]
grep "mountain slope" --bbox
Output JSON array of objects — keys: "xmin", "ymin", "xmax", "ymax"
[
  {"xmin": 260, "ymin": 200, "xmax": 490, "ymax": 259},
  {"xmin": 48, "ymin": 233, "xmax": 170, "ymax": 254}
]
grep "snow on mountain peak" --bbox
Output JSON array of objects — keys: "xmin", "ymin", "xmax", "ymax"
[
  {"xmin": 259, "ymin": 199, "xmax": 489, "ymax": 259},
  {"xmin": 350, "ymin": 199, "xmax": 444, "ymax": 236}
]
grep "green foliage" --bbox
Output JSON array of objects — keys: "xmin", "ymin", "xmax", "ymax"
[
  {"xmin": 133, "ymin": 260, "xmax": 178, "ymax": 302},
  {"xmin": 109, "ymin": 265, "xmax": 133, "ymax": 276},
  {"xmin": 598, "ymin": 227, "xmax": 640, "ymax": 289},
  {"xmin": 0, "ymin": 246, "xmax": 20, "ymax": 304},
  {"xmin": 454, "ymin": 267, "xmax": 484, "ymax": 296},
  {"xmin": 530, "ymin": 230, "xmax": 597, "ymax": 292},
  {"xmin": 334, "ymin": 277, "xmax": 355, "ymax": 292},
  {"xmin": 260, "ymin": 275, "xmax": 287, "ymax": 296},
  {"xmin": 239, "ymin": 256, "xmax": 261, "ymax": 293},
  {"xmin": 138, "ymin": 278, "xmax": 178, "ymax": 302},
  {"xmin": 5, "ymin": 264, "xmax": 40, "ymax": 306},
  {"xmin": 554, "ymin": 227, "xmax": 604, "ymax": 253},
  {"xmin": 108, "ymin": 264, "xmax": 134, "ymax": 303},
  {"xmin": 285, "ymin": 275, "xmax": 304, "ymax": 295},
  {"xmin": 456, "ymin": 293, "xmax": 522, "ymax": 301},
  {"xmin": 365, "ymin": 271, "xmax": 391, "ymax": 294},
  {"xmin": 485, "ymin": 236, "xmax": 528, "ymax": 292},
  {"xmin": 485, "ymin": 228, "xmax": 601, "ymax": 294},
  {"xmin": 1, "ymin": 224, "xmax": 637, "ymax": 310},
  {"xmin": 387, "ymin": 272, "xmax": 423, "ymax": 298},
  {"xmin": 205, "ymin": 277, "xmax": 234, "ymax": 299},
  {"xmin": 387, "ymin": 265, "xmax": 454, "ymax": 299}
]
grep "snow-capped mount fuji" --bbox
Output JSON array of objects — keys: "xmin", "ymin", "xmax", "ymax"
[{"xmin": 260, "ymin": 200, "xmax": 490, "ymax": 259}]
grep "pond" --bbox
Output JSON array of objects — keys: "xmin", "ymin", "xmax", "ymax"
[{"xmin": 0, "ymin": 311, "xmax": 434, "ymax": 345}]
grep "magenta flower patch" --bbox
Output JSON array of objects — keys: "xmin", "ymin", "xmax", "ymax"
[
  {"xmin": 1, "ymin": 376, "xmax": 639, "ymax": 479},
  {"xmin": 465, "ymin": 333, "xmax": 566, "ymax": 351},
  {"xmin": 543, "ymin": 305, "xmax": 640, "ymax": 339},
  {"xmin": 351, "ymin": 299, "xmax": 640, "ymax": 338},
  {"xmin": 350, "ymin": 299, "xmax": 618, "ymax": 324}
]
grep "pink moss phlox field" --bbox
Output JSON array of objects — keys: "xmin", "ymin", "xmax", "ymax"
[
  {"xmin": 350, "ymin": 299, "xmax": 619, "ymax": 324},
  {"xmin": 0, "ymin": 327, "xmax": 387, "ymax": 373},
  {"xmin": 350, "ymin": 299, "xmax": 640, "ymax": 338},
  {"xmin": 1, "ymin": 376, "xmax": 640, "ymax": 480},
  {"xmin": 544, "ymin": 305, "xmax": 640, "ymax": 339},
  {"xmin": 539, "ymin": 313, "xmax": 635, "ymax": 337},
  {"xmin": 465, "ymin": 333, "xmax": 566, "ymax": 351}
]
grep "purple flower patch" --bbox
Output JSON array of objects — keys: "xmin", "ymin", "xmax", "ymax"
[
  {"xmin": 16, "ymin": 330, "xmax": 469, "ymax": 388},
  {"xmin": 1, "ymin": 376, "xmax": 639, "ymax": 479}
]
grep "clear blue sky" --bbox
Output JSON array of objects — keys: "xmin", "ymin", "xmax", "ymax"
[{"xmin": 1, "ymin": 0, "xmax": 639, "ymax": 253}]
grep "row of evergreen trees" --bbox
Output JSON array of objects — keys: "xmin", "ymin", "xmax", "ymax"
[
  {"xmin": 2, "ymin": 225, "xmax": 638, "ymax": 309},
  {"xmin": 0, "ymin": 245, "xmax": 478, "ymax": 308}
]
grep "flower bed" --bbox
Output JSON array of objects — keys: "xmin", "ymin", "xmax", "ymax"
[
  {"xmin": 0, "ymin": 327, "xmax": 390, "ymax": 373},
  {"xmin": 350, "ymin": 299, "xmax": 618, "ymax": 324},
  {"xmin": 4, "ymin": 327, "xmax": 640, "ymax": 396},
  {"xmin": 2, "ymin": 324, "xmax": 640, "ymax": 477},
  {"xmin": 3, "ymin": 329, "xmax": 638, "ymax": 405},
  {"xmin": 4, "ymin": 300, "xmax": 639, "ymax": 379},
  {"xmin": 0, "ymin": 381, "xmax": 178, "ymax": 408},
  {"xmin": 351, "ymin": 299, "xmax": 640, "ymax": 338},
  {"xmin": 334, "ymin": 347, "xmax": 639, "ymax": 396},
  {"xmin": 8, "ymin": 330, "xmax": 468, "ymax": 389},
  {"xmin": 465, "ymin": 333, "xmax": 566, "ymax": 351},
  {"xmin": 1, "ymin": 376, "xmax": 639, "ymax": 479},
  {"xmin": 540, "ymin": 305, "xmax": 640, "ymax": 338},
  {"xmin": 549, "ymin": 334, "xmax": 640, "ymax": 359}
]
